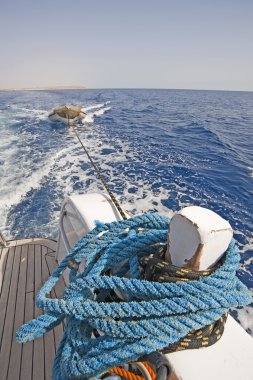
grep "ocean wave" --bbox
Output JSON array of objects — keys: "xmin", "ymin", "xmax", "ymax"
[
  {"xmin": 0, "ymin": 101, "xmax": 113, "ymax": 237},
  {"xmin": 248, "ymin": 167, "xmax": 253, "ymax": 177},
  {"xmin": 10, "ymin": 105, "xmax": 49, "ymax": 120},
  {"xmin": 81, "ymin": 102, "xmax": 110, "ymax": 112},
  {"xmin": 236, "ymin": 289, "xmax": 253, "ymax": 336},
  {"xmin": 0, "ymin": 145, "xmax": 73, "ymax": 235},
  {"xmin": 82, "ymin": 104, "xmax": 111, "ymax": 124}
]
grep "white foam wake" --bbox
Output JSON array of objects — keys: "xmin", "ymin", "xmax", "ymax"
[
  {"xmin": 0, "ymin": 145, "xmax": 75, "ymax": 236},
  {"xmin": 10, "ymin": 105, "xmax": 48, "ymax": 120},
  {"xmin": 236, "ymin": 289, "xmax": 253, "ymax": 336},
  {"xmin": 81, "ymin": 102, "xmax": 109, "ymax": 112},
  {"xmin": 81, "ymin": 102, "xmax": 111, "ymax": 124},
  {"xmin": 0, "ymin": 101, "xmax": 113, "ymax": 237}
]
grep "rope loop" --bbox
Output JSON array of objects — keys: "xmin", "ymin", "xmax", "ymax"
[{"xmin": 16, "ymin": 213, "xmax": 250, "ymax": 380}]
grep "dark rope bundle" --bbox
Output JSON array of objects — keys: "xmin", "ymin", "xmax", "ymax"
[{"xmin": 140, "ymin": 253, "xmax": 227, "ymax": 352}]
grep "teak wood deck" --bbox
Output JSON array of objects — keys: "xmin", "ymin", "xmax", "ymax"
[{"xmin": 0, "ymin": 238, "xmax": 65, "ymax": 380}]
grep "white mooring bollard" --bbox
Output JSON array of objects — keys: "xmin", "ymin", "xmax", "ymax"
[
  {"xmin": 165, "ymin": 206, "xmax": 253, "ymax": 380},
  {"xmin": 165, "ymin": 206, "xmax": 233, "ymax": 270}
]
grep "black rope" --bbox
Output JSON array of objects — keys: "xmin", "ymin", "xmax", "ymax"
[
  {"xmin": 104, "ymin": 241, "xmax": 227, "ymax": 352},
  {"xmin": 139, "ymin": 249, "xmax": 227, "ymax": 352},
  {"xmin": 69, "ymin": 123, "xmax": 127, "ymax": 220}
]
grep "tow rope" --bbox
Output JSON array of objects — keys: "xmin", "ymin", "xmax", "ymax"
[
  {"xmin": 69, "ymin": 121, "xmax": 127, "ymax": 220},
  {"xmin": 16, "ymin": 214, "xmax": 250, "ymax": 380}
]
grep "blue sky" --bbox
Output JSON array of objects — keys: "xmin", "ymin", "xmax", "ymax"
[{"xmin": 0, "ymin": 0, "xmax": 252, "ymax": 90}]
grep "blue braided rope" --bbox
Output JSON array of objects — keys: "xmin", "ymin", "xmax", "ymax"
[{"xmin": 16, "ymin": 213, "xmax": 250, "ymax": 380}]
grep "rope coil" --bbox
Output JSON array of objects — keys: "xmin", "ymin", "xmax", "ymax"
[{"xmin": 16, "ymin": 213, "xmax": 250, "ymax": 380}]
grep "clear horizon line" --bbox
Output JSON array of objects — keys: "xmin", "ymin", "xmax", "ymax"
[
  {"xmin": 0, "ymin": 86, "xmax": 252, "ymax": 93},
  {"xmin": 93, "ymin": 87, "xmax": 253, "ymax": 93}
]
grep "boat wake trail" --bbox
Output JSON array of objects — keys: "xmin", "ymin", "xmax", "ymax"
[
  {"xmin": 81, "ymin": 102, "xmax": 111, "ymax": 124},
  {"xmin": 0, "ymin": 101, "xmax": 112, "ymax": 237}
]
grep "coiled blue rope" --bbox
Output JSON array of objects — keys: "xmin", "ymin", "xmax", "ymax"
[{"xmin": 16, "ymin": 213, "xmax": 250, "ymax": 380}]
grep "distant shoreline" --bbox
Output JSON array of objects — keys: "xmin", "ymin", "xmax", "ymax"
[
  {"xmin": 0, "ymin": 86, "xmax": 87, "ymax": 92},
  {"xmin": 0, "ymin": 86, "xmax": 252, "ymax": 93}
]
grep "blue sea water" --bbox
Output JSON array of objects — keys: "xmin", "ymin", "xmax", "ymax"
[{"xmin": 0, "ymin": 89, "xmax": 253, "ymax": 330}]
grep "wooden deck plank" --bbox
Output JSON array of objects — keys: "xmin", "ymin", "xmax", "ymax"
[
  {"xmin": 45, "ymin": 254, "xmax": 65, "ymax": 348},
  {"xmin": 0, "ymin": 247, "xmax": 15, "ymax": 346},
  {"xmin": 7, "ymin": 238, "xmax": 57, "ymax": 251},
  {"xmin": 0, "ymin": 245, "xmax": 21, "ymax": 380},
  {"xmin": 42, "ymin": 247, "xmax": 56, "ymax": 380},
  {"xmin": 7, "ymin": 244, "xmax": 28, "ymax": 380},
  {"xmin": 45, "ymin": 253, "xmax": 65, "ymax": 299},
  {"xmin": 26, "ymin": 243, "xmax": 35, "ymax": 293},
  {"xmin": 20, "ymin": 244, "xmax": 35, "ymax": 380},
  {"xmin": 33, "ymin": 245, "xmax": 45, "ymax": 380},
  {"xmin": 0, "ymin": 239, "xmax": 64, "ymax": 380},
  {"xmin": 0, "ymin": 247, "xmax": 9, "ymax": 295}
]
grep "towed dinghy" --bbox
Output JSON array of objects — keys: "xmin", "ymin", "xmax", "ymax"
[{"xmin": 48, "ymin": 105, "xmax": 85, "ymax": 125}]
